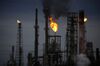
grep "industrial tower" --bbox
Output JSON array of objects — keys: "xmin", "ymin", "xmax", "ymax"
[
  {"xmin": 43, "ymin": 2, "xmax": 50, "ymax": 66},
  {"xmin": 86, "ymin": 42, "xmax": 95, "ymax": 65},
  {"xmin": 27, "ymin": 8, "xmax": 40, "ymax": 66},
  {"xmin": 34, "ymin": 8, "xmax": 39, "ymax": 66},
  {"xmin": 48, "ymin": 35, "xmax": 62, "ymax": 66},
  {"xmin": 79, "ymin": 10, "xmax": 86, "ymax": 54},
  {"xmin": 15, "ymin": 20, "xmax": 24, "ymax": 66},
  {"xmin": 66, "ymin": 12, "xmax": 78, "ymax": 66}
]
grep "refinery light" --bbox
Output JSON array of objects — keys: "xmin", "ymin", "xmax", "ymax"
[
  {"xmin": 17, "ymin": 20, "xmax": 21, "ymax": 23},
  {"xmin": 84, "ymin": 17, "xmax": 87, "ymax": 22}
]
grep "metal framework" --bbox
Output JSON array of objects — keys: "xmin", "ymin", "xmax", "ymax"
[
  {"xmin": 15, "ymin": 21, "xmax": 23, "ymax": 66},
  {"xmin": 48, "ymin": 35, "xmax": 62, "ymax": 66},
  {"xmin": 79, "ymin": 10, "xmax": 86, "ymax": 54},
  {"xmin": 7, "ymin": 46, "xmax": 16, "ymax": 66},
  {"xmin": 66, "ymin": 12, "xmax": 78, "ymax": 66}
]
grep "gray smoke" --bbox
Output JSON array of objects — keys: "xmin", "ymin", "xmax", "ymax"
[
  {"xmin": 43, "ymin": 0, "xmax": 70, "ymax": 18},
  {"xmin": 76, "ymin": 54, "xmax": 90, "ymax": 66}
]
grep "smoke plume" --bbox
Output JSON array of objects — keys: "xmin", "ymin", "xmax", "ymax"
[
  {"xmin": 43, "ymin": 0, "xmax": 70, "ymax": 18},
  {"xmin": 76, "ymin": 54, "xmax": 90, "ymax": 66}
]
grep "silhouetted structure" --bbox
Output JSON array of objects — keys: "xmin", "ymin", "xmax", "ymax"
[
  {"xmin": 95, "ymin": 48, "xmax": 100, "ymax": 66},
  {"xmin": 27, "ymin": 8, "xmax": 41, "ymax": 66},
  {"xmin": 7, "ymin": 46, "xmax": 16, "ymax": 66},
  {"xmin": 27, "ymin": 52, "xmax": 33, "ymax": 66},
  {"xmin": 43, "ymin": 1, "xmax": 50, "ymax": 66},
  {"xmin": 15, "ymin": 20, "xmax": 24, "ymax": 66},
  {"xmin": 86, "ymin": 42, "xmax": 95, "ymax": 66},
  {"xmin": 66, "ymin": 12, "xmax": 78, "ymax": 66},
  {"xmin": 79, "ymin": 10, "xmax": 86, "ymax": 54},
  {"xmin": 34, "ymin": 8, "xmax": 39, "ymax": 66},
  {"xmin": 48, "ymin": 35, "xmax": 62, "ymax": 66}
]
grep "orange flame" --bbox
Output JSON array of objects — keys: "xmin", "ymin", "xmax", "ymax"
[{"xmin": 49, "ymin": 17, "xmax": 58, "ymax": 32}]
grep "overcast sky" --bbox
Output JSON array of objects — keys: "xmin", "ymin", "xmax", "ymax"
[{"xmin": 0, "ymin": 0, "xmax": 100, "ymax": 66}]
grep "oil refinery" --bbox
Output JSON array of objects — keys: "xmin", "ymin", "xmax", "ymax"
[
  {"xmin": 1, "ymin": 0, "xmax": 99, "ymax": 66},
  {"xmin": 6, "ymin": 7, "xmax": 100, "ymax": 66}
]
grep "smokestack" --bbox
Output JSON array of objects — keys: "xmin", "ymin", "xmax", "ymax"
[
  {"xmin": 34, "ymin": 8, "xmax": 39, "ymax": 64},
  {"xmin": 43, "ymin": 1, "xmax": 50, "ymax": 66}
]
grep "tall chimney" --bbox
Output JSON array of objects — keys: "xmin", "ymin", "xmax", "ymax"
[
  {"xmin": 34, "ymin": 8, "xmax": 39, "ymax": 64},
  {"xmin": 43, "ymin": 7, "xmax": 49, "ymax": 66}
]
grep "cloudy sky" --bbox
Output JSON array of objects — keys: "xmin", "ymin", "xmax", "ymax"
[{"xmin": 0, "ymin": 0, "xmax": 100, "ymax": 66}]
